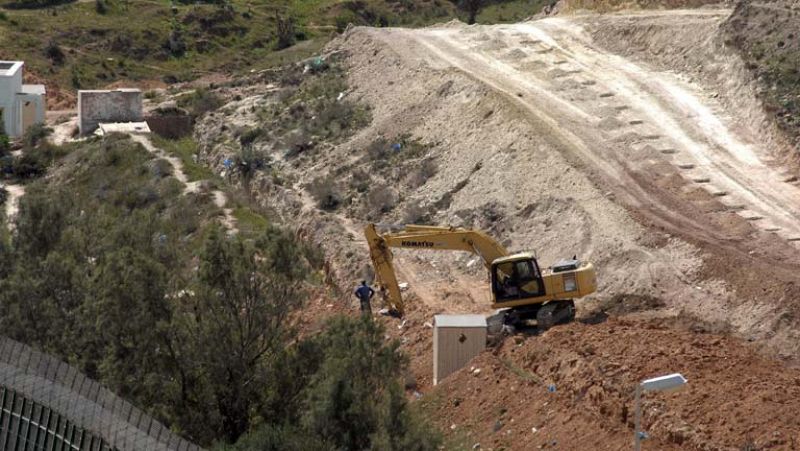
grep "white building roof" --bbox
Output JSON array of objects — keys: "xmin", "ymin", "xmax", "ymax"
[
  {"xmin": 19, "ymin": 84, "xmax": 46, "ymax": 95},
  {"xmin": 434, "ymin": 314, "xmax": 487, "ymax": 328},
  {"xmin": 0, "ymin": 61, "xmax": 23, "ymax": 77},
  {"xmin": 79, "ymin": 88, "xmax": 142, "ymax": 94},
  {"xmin": 96, "ymin": 122, "xmax": 150, "ymax": 136}
]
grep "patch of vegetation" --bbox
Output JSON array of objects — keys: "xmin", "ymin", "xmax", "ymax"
[
  {"xmin": 2, "ymin": 134, "xmax": 403, "ymax": 448},
  {"xmin": 477, "ymin": 0, "xmax": 550, "ymax": 23},
  {"xmin": 0, "ymin": 134, "xmax": 10, "ymax": 155},
  {"xmin": 178, "ymin": 88, "xmax": 223, "ymax": 117},
  {"xmin": 248, "ymin": 57, "xmax": 371, "ymax": 166},
  {"xmin": 232, "ymin": 205, "xmax": 270, "ymax": 235},
  {"xmin": 22, "ymin": 123, "xmax": 52, "ymax": 149},
  {"xmin": 215, "ymin": 316, "xmax": 442, "ymax": 451},
  {"xmin": 724, "ymin": 2, "xmax": 800, "ymax": 147},
  {"xmin": 151, "ymin": 135, "xmax": 215, "ymax": 182},
  {"xmin": 9, "ymin": 127, "xmax": 67, "ymax": 180}
]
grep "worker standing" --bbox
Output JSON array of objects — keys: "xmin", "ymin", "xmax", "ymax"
[{"xmin": 354, "ymin": 280, "xmax": 375, "ymax": 316}]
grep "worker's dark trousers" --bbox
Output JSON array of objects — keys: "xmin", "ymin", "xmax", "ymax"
[{"xmin": 360, "ymin": 299, "xmax": 372, "ymax": 316}]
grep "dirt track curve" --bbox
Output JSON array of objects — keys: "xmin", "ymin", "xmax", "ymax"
[{"xmin": 367, "ymin": 10, "xmax": 800, "ymax": 246}]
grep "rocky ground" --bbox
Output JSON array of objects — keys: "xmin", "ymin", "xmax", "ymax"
[{"xmin": 191, "ymin": 7, "xmax": 800, "ymax": 449}]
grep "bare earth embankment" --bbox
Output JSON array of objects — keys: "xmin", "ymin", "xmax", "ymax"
[{"xmin": 196, "ymin": 8, "xmax": 800, "ymax": 449}]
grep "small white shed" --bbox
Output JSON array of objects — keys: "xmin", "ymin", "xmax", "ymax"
[{"xmin": 433, "ymin": 314, "xmax": 487, "ymax": 385}]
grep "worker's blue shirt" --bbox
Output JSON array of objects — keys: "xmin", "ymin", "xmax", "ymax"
[{"xmin": 355, "ymin": 285, "xmax": 374, "ymax": 301}]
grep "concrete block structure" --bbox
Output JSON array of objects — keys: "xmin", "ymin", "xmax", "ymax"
[
  {"xmin": 0, "ymin": 61, "xmax": 46, "ymax": 138},
  {"xmin": 433, "ymin": 314, "xmax": 487, "ymax": 385},
  {"xmin": 78, "ymin": 89, "xmax": 143, "ymax": 136}
]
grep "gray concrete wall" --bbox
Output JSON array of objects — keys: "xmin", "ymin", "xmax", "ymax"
[{"xmin": 78, "ymin": 89, "xmax": 143, "ymax": 136}]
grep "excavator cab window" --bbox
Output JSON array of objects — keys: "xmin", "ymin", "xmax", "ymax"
[{"xmin": 492, "ymin": 258, "xmax": 545, "ymax": 302}]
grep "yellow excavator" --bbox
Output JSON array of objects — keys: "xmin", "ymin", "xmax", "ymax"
[{"xmin": 365, "ymin": 223, "xmax": 597, "ymax": 330}]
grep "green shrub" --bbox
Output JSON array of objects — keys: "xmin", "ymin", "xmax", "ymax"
[
  {"xmin": 0, "ymin": 134, "xmax": 10, "ymax": 155},
  {"xmin": 275, "ymin": 13, "xmax": 295, "ymax": 50},
  {"xmin": 44, "ymin": 40, "xmax": 65, "ymax": 65},
  {"xmin": 238, "ymin": 127, "xmax": 264, "ymax": 147},
  {"xmin": 22, "ymin": 123, "xmax": 52, "ymax": 149},
  {"xmin": 179, "ymin": 88, "xmax": 223, "ymax": 117}
]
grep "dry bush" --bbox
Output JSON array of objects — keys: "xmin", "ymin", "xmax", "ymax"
[
  {"xmin": 309, "ymin": 176, "xmax": 342, "ymax": 211},
  {"xmin": 402, "ymin": 200, "xmax": 431, "ymax": 224},
  {"xmin": 406, "ymin": 158, "xmax": 438, "ymax": 189},
  {"xmin": 366, "ymin": 137, "xmax": 391, "ymax": 161},
  {"xmin": 366, "ymin": 185, "xmax": 398, "ymax": 214}
]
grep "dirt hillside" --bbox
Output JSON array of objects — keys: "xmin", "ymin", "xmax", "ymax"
[
  {"xmin": 199, "ymin": 8, "xmax": 800, "ymax": 356},
  {"xmin": 194, "ymin": 7, "xmax": 800, "ymax": 449},
  {"xmin": 423, "ymin": 317, "xmax": 800, "ymax": 450}
]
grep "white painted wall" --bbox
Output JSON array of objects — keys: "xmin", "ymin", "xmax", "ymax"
[{"xmin": 0, "ymin": 62, "xmax": 23, "ymax": 137}]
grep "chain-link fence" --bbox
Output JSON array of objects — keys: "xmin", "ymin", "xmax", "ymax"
[{"xmin": 0, "ymin": 336, "xmax": 202, "ymax": 451}]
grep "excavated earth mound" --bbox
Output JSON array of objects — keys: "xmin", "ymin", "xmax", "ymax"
[{"xmin": 424, "ymin": 318, "xmax": 800, "ymax": 450}]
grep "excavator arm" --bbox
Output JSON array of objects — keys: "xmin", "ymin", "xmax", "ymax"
[{"xmin": 364, "ymin": 223, "xmax": 509, "ymax": 315}]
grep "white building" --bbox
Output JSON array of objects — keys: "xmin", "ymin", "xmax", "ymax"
[{"xmin": 0, "ymin": 61, "xmax": 46, "ymax": 139}]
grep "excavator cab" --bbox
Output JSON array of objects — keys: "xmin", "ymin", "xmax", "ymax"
[{"xmin": 491, "ymin": 253, "xmax": 546, "ymax": 303}]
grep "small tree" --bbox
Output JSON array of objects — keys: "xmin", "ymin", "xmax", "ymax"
[
  {"xmin": 173, "ymin": 228, "xmax": 303, "ymax": 443},
  {"xmin": 450, "ymin": 0, "xmax": 483, "ymax": 25},
  {"xmin": 44, "ymin": 40, "xmax": 65, "ymax": 65},
  {"xmin": 275, "ymin": 13, "xmax": 295, "ymax": 50},
  {"xmin": 301, "ymin": 316, "xmax": 441, "ymax": 451}
]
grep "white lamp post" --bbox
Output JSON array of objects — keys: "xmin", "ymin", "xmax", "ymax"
[{"xmin": 634, "ymin": 373, "xmax": 687, "ymax": 451}]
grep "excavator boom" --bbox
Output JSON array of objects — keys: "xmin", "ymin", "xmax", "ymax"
[
  {"xmin": 365, "ymin": 223, "xmax": 596, "ymax": 327},
  {"xmin": 365, "ymin": 223, "xmax": 509, "ymax": 315}
]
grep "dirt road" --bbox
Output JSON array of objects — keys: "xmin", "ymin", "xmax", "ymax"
[
  {"xmin": 323, "ymin": 8, "xmax": 800, "ymax": 359},
  {"xmin": 368, "ymin": 10, "xmax": 800, "ymax": 246}
]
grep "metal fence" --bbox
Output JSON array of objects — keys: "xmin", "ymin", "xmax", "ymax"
[
  {"xmin": 0, "ymin": 336, "xmax": 202, "ymax": 451},
  {"xmin": 1, "ymin": 386, "xmax": 115, "ymax": 451}
]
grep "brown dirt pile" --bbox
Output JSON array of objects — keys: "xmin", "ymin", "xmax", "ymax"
[{"xmin": 425, "ymin": 318, "xmax": 800, "ymax": 450}]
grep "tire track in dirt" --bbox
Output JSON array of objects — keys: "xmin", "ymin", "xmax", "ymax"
[
  {"xmin": 359, "ymin": 11, "xmax": 800, "ymax": 287},
  {"xmin": 373, "ymin": 12, "xmax": 800, "ymax": 249}
]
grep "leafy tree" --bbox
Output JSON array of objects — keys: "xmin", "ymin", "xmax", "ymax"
[
  {"xmin": 301, "ymin": 316, "xmax": 440, "ymax": 451},
  {"xmin": 171, "ymin": 227, "xmax": 303, "ymax": 443},
  {"xmin": 220, "ymin": 316, "xmax": 441, "ymax": 451},
  {"xmin": 450, "ymin": 0, "xmax": 483, "ymax": 24},
  {"xmin": 89, "ymin": 247, "xmax": 172, "ymax": 404}
]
